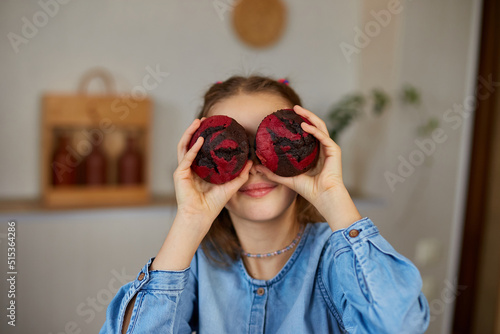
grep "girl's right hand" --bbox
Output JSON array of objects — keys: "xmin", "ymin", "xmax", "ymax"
[{"xmin": 173, "ymin": 118, "xmax": 253, "ymax": 228}]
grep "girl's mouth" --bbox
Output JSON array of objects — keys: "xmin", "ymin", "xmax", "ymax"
[{"xmin": 239, "ymin": 183, "xmax": 278, "ymax": 198}]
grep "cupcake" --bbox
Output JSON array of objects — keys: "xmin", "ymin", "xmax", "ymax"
[
  {"xmin": 255, "ymin": 109, "xmax": 319, "ymax": 177},
  {"xmin": 188, "ymin": 115, "xmax": 250, "ymax": 184}
]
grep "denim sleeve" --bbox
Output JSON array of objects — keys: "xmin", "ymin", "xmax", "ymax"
[
  {"xmin": 318, "ymin": 218, "xmax": 430, "ymax": 334},
  {"xmin": 99, "ymin": 255, "xmax": 198, "ymax": 334}
]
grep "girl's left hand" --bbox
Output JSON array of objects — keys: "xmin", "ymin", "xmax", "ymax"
[{"xmin": 255, "ymin": 105, "xmax": 362, "ymax": 229}]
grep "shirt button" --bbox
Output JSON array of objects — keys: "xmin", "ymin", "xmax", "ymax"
[
  {"xmin": 138, "ymin": 272, "xmax": 145, "ymax": 281},
  {"xmin": 349, "ymin": 229, "xmax": 360, "ymax": 238},
  {"xmin": 257, "ymin": 287, "xmax": 265, "ymax": 296}
]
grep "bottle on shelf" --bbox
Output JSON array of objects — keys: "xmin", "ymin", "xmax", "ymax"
[
  {"xmin": 83, "ymin": 131, "xmax": 108, "ymax": 186},
  {"xmin": 51, "ymin": 131, "xmax": 77, "ymax": 186},
  {"xmin": 117, "ymin": 133, "xmax": 143, "ymax": 185}
]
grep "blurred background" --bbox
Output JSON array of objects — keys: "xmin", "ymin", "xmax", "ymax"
[{"xmin": 0, "ymin": 0, "xmax": 498, "ymax": 333}]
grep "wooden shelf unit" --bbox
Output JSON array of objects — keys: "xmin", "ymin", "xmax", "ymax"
[{"xmin": 41, "ymin": 93, "xmax": 152, "ymax": 208}]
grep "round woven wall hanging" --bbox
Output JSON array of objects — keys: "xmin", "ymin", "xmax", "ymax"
[{"xmin": 232, "ymin": 0, "xmax": 287, "ymax": 48}]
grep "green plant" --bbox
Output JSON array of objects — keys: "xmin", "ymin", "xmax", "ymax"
[
  {"xmin": 327, "ymin": 85, "xmax": 438, "ymax": 141},
  {"xmin": 327, "ymin": 93, "xmax": 365, "ymax": 142}
]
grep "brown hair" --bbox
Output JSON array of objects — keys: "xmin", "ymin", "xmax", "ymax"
[{"xmin": 196, "ymin": 75, "xmax": 324, "ymax": 268}]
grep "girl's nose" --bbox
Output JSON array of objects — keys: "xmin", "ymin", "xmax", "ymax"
[
  {"xmin": 249, "ymin": 161, "xmax": 262, "ymax": 176},
  {"xmin": 248, "ymin": 146, "xmax": 262, "ymax": 175}
]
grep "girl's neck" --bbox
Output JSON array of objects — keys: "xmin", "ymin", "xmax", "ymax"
[
  {"xmin": 231, "ymin": 203, "xmax": 302, "ymax": 280},
  {"xmin": 230, "ymin": 200, "xmax": 300, "ymax": 259}
]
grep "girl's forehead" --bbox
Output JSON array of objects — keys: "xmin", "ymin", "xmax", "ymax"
[{"xmin": 209, "ymin": 93, "xmax": 292, "ymax": 132}]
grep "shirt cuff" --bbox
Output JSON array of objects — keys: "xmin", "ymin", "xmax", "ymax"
[
  {"xmin": 132, "ymin": 256, "xmax": 191, "ymax": 291},
  {"xmin": 327, "ymin": 217, "xmax": 379, "ymax": 253}
]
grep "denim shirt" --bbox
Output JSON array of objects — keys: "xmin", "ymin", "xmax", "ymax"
[{"xmin": 100, "ymin": 218, "xmax": 430, "ymax": 333}]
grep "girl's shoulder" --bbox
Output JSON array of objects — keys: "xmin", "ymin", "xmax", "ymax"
[
  {"xmin": 302, "ymin": 221, "xmax": 338, "ymax": 254},
  {"xmin": 305, "ymin": 221, "xmax": 335, "ymax": 240}
]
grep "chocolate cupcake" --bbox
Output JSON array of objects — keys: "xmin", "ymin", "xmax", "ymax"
[
  {"xmin": 255, "ymin": 109, "xmax": 319, "ymax": 177},
  {"xmin": 188, "ymin": 115, "xmax": 250, "ymax": 184}
]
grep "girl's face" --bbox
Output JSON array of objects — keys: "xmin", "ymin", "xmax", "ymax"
[{"xmin": 208, "ymin": 93, "xmax": 298, "ymax": 223}]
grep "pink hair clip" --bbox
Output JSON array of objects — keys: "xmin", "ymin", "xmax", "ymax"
[
  {"xmin": 278, "ymin": 78, "xmax": 289, "ymax": 85},
  {"xmin": 215, "ymin": 81, "xmax": 223, "ymax": 84}
]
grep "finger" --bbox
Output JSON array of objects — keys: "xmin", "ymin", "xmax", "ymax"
[
  {"xmin": 178, "ymin": 136, "xmax": 204, "ymax": 171},
  {"xmin": 201, "ymin": 160, "xmax": 253, "ymax": 215},
  {"xmin": 254, "ymin": 164, "xmax": 295, "ymax": 189},
  {"xmin": 223, "ymin": 160, "xmax": 254, "ymax": 194},
  {"xmin": 302, "ymin": 122, "xmax": 343, "ymax": 174},
  {"xmin": 293, "ymin": 105, "xmax": 329, "ymax": 135},
  {"xmin": 177, "ymin": 119, "xmax": 202, "ymax": 164},
  {"xmin": 301, "ymin": 122, "xmax": 340, "ymax": 155},
  {"xmin": 177, "ymin": 118, "xmax": 202, "ymax": 163}
]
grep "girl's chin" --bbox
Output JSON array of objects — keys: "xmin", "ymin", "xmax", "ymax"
[
  {"xmin": 229, "ymin": 203, "xmax": 294, "ymax": 223},
  {"xmin": 226, "ymin": 187, "xmax": 297, "ymax": 222},
  {"xmin": 235, "ymin": 213, "xmax": 282, "ymax": 223}
]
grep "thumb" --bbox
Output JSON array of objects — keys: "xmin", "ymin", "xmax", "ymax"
[
  {"xmin": 255, "ymin": 164, "xmax": 294, "ymax": 189},
  {"xmin": 222, "ymin": 160, "xmax": 254, "ymax": 195}
]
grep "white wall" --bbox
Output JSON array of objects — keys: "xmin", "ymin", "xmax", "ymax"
[{"xmin": 0, "ymin": 0, "xmax": 482, "ymax": 333}]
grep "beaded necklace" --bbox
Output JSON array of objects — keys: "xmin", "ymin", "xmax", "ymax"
[{"xmin": 240, "ymin": 223, "xmax": 305, "ymax": 258}]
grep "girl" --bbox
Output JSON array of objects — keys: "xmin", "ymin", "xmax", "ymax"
[{"xmin": 100, "ymin": 76, "xmax": 430, "ymax": 334}]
